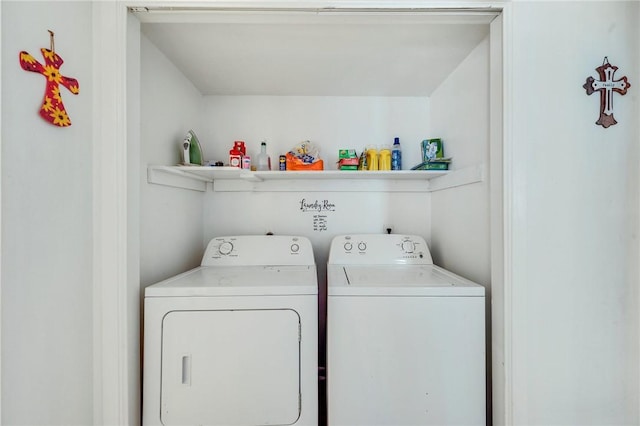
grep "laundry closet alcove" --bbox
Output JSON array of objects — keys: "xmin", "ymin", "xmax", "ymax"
[{"xmin": 92, "ymin": 3, "xmax": 508, "ymax": 425}]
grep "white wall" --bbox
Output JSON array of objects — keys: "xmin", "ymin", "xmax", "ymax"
[
  {"xmin": 1, "ymin": 1, "xmax": 94, "ymax": 424},
  {"xmin": 203, "ymin": 190, "xmax": 431, "ymax": 271},
  {"xmin": 201, "ymin": 95, "xmax": 429, "ymax": 168},
  {"xmin": 139, "ymin": 34, "xmax": 206, "ymax": 287},
  {"xmin": 509, "ymin": 1, "xmax": 639, "ymax": 424},
  {"xmin": 429, "ymin": 36, "xmax": 491, "ymax": 286},
  {"xmin": 127, "ymin": 14, "xmax": 142, "ymax": 425},
  {"xmin": 428, "ymin": 35, "xmax": 492, "ymax": 422}
]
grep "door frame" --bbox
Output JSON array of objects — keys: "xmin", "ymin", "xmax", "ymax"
[{"xmin": 92, "ymin": 2, "xmax": 514, "ymax": 424}]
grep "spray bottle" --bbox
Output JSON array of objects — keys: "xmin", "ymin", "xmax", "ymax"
[{"xmin": 391, "ymin": 137, "xmax": 402, "ymax": 170}]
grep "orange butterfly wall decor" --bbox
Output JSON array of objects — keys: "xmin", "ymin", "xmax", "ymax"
[{"xmin": 19, "ymin": 31, "xmax": 79, "ymax": 127}]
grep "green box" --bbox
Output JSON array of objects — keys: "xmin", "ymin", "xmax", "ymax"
[
  {"xmin": 423, "ymin": 162, "xmax": 449, "ymax": 170},
  {"xmin": 421, "ymin": 139, "xmax": 444, "ymax": 161},
  {"xmin": 339, "ymin": 149, "xmax": 358, "ymax": 159},
  {"xmin": 410, "ymin": 161, "xmax": 449, "ymax": 171}
]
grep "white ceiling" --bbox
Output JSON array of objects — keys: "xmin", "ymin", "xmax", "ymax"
[{"xmin": 138, "ymin": 10, "xmax": 494, "ymax": 96}]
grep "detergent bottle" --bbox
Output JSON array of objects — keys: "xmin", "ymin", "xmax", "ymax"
[
  {"xmin": 366, "ymin": 145, "xmax": 379, "ymax": 171},
  {"xmin": 379, "ymin": 144, "xmax": 391, "ymax": 170},
  {"xmin": 391, "ymin": 137, "xmax": 402, "ymax": 170}
]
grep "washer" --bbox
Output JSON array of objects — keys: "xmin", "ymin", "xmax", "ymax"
[
  {"xmin": 327, "ymin": 234, "xmax": 485, "ymax": 426},
  {"xmin": 143, "ymin": 235, "xmax": 318, "ymax": 426}
]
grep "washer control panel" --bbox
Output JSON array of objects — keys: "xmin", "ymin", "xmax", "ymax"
[
  {"xmin": 202, "ymin": 235, "xmax": 315, "ymax": 266},
  {"xmin": 329, "ymin": 234, "xmax": 433, "ymax": 265}
]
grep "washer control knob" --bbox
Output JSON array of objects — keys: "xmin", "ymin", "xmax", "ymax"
[
  {"xmin": 290, "ymin": 243, "xmax": 300, "ymax": 253},
  {"xmin": 402, "ymin": 240, "xmax": 415, "ymax": 253},
  {"xmin": 344, "ymin": 242, "xmax": 353, "ymax": 251},
  {"xmin": 358, "ymin": 242, "xmax": 367, "ymax": 251},
  {"xmin": 218, "ymin": 241, "xmax": 234, "ymax": 255}
]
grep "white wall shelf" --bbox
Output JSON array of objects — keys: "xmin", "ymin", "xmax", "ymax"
[{"xmin": 147, "ymin": 164, "xmax": 484, "ymax": 193}]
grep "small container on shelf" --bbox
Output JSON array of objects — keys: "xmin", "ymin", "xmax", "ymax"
[
  {"xmin": 242, "ymin": 155, "xmax": 251, "ymax": 169},
  {"xmin": 229, "ymin": 140, "xmax": 246, "ymax": 168},
  {"xmin": 256, "ymin": 140, "xmax": 272, "ymax": 171},
  {"xmin": 379, "ymin": 145, "xmax": 391, "ymax": 170},
  {"xmin": 365, "ymin": 145, "xmax": 379, "ymax": 171},
  {"xmin": 410, "ymin": 160, "xmax": 451, "ymax": 171},
  {"xmin": 391, "ymin": 137, "xmax": 402, "ymax": 170},
  {"xmin": 338, "ymin": 149, "xmax": 359, "ymax": 171},
  {"xmin": 358, "ymin": 149, "xmax": 368, "ymax": 170}
]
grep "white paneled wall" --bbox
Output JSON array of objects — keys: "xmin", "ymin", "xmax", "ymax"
[
  {"xmin": 200, "ymin": 95, "xmax": 430, "ymax": 169},
  {"xmin": 1, "ymin": 1, "xmax": 94, "ymax": 424},
  {"xmin": 509, "ymin": 2, "xmax": 639, "ymax": 424},
  {"xmin": 429, "ymin": 36, "xmax": 491, "ymax": 286},
  {"xmin": 140, "ymin": 35, "xmax": 207, "ymax": 287}
]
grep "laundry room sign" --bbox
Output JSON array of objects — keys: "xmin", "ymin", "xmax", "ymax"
[{"xmin": 299, "ymin": 198, "xmax": 336, "ymax": 232}]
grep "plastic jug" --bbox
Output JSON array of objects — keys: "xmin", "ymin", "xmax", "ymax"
[
  {"xmin": 366, "ymin": 146, "xmax": 379, "ymax": 171},
  {"xmin": 379, "ymin": 145, "xmax": 391, "ymax": 170}
]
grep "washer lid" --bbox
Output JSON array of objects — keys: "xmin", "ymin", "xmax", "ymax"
[
  {"xmin": 327, "ymin": 265, "xmax": 484, "ymax": 296},
  {"xmin": 146, "ymin": 265, "xmax": 318, "ymax": 297}
]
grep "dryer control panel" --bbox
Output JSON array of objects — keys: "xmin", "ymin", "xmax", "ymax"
[
  {"xmin": 328, "ymin": 234, "xmax": 433, "ymax": 265},
  {"xmin": 201, "ymin": 235, "xmax": 315, "ymax": 266}
]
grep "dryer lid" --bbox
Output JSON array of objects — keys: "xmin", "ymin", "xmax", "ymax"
[{"xmin": 327, "ymin": 264, "xmax": 484, "ymax": 297}]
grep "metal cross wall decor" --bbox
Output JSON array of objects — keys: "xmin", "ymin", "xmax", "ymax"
[{"xmin": 583, "ymin": 57, "xmax": 630, "ymax": 128}]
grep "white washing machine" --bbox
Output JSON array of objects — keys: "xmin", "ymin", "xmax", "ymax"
[
  {"xmin": 327, "ymin": 234, "xmax": 485, "ymax": 426},
  {"xmin": 143, "ymin": 235, "xmax": 318, "ymax": 426}
]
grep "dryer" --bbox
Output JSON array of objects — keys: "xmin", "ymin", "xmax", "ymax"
[
  {"xmin": 143, "ymin": 235, "xmax": 318, "ymax": 426},
  {"xmin": 326, "ymin": 234, "xmax": 485, "ymax": 426}
]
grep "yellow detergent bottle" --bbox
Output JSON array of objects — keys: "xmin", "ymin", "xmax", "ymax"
[
  {"xmin": 366, "ymin": 145, "xmax": 379, "ymax": 171},
  {"xmin": 379, "ymin": 145, "xmax": 391, "ymax": 170}
]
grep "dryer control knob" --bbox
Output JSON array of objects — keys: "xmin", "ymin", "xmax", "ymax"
[
  {"xmin": 290, "ymin": 243, "xmax": 300, "ymax": 253},
  {"xmin": 402, "ymin": 240, "xmax": 415, "ymax": 253},
  {"xmin": 344, "ymin": 242, "xmax": 353, "ymax": 251},
  {"xmin": 358, "ymin": 242, "xmax": 367, "ymax": 251},
  {"xmin": 219, "ymin": 241, "xmax": 234, "ymax": 255}
]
